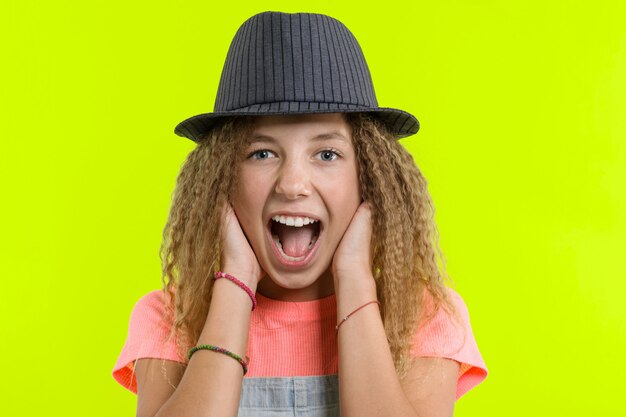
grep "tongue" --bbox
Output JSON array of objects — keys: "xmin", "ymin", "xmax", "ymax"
[{"xmin": 275, "ymin": 223, "xmax": 315, "ymax": 257}]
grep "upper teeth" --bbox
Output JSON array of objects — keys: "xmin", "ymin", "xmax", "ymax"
[{"xmin": 272, "ymin": 215, "xmax": 318, "ymax": 227}]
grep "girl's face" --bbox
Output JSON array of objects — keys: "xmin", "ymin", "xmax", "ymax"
[{"xmin": 231, "ymin": 113, "xmax": 361, "ymax": 301}]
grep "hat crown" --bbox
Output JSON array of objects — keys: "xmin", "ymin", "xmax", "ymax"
[
  {"xmin": 174, "ymin": 11, "xmax": 419, "ymax": 142},
  {"xmin": 214, "ymin": 11, "xmax": 379, "ymax": 112}
]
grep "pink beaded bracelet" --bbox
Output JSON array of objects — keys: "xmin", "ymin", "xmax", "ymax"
[{"xmin": 214, "ymin": 271, "xmax": 257, "ymax": 311}]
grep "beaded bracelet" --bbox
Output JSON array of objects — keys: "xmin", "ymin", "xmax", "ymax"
[
  {"xmin": 214, "ymin": 271, "xmax": 257, "ymax": 311},
  {"xmin": 336, "ymin": 300, "xmax": 381, "ymax": 332},
  {"xmin": 188, "ymin": 344, "xmax": 250, "ymax": 375}
]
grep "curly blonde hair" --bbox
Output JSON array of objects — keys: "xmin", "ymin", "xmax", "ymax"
[{"xmin": 159, "ymin": 113, "xmax": 460, "ymax": 377}]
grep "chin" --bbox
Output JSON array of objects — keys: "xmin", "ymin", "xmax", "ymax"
[{"xmin": 258, "ymin": 263, "xmax": 334, "ymax": 300}]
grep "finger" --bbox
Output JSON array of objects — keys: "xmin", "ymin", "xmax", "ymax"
[
  {"xmin": 350, "ymin": 201, "xmax": 372, "ymax": 238},
  {"xmin": 222, "ymin": 204, "xmax": 241, "ymax": 235}
]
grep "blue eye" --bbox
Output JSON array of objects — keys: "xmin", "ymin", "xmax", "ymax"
[
  {"xmin": 249, "ymin": 149, "xmax": 275, "ymax": 160},
  {"xmin": 318, "ymin": 150, "xmax": 339, "ymax": 161}
]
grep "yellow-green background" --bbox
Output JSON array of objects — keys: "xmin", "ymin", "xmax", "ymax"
[{"xmin": 2, "ymin": 0, "xmax": 624, "ymax": 415}]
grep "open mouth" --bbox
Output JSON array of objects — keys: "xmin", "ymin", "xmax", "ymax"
[{"xmin": 269, "ymin": 215, "xmax": 321, "ymax": 263}]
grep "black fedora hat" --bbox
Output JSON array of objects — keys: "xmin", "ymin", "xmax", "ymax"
[{"xmin": 175, "ymin": 11, "xmax": 420, "ymax": 142}]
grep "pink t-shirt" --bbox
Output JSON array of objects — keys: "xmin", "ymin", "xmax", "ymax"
[{"xmin": 113, "ymin": 287, "xmax": 488, "ymax": 400}]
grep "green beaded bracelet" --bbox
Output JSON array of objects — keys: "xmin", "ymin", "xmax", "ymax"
[{"xmin": 188, "ymin": 344, "xmax": 249, "ymax": 375}]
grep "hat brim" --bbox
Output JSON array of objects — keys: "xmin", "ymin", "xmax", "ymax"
[{"xmin": 174, "ymin": 102, "xmax": 419, "ymax": 142}]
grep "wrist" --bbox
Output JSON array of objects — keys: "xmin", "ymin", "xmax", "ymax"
[
  {"xmin": 333, "ymin": 266, "xmax": 375, "ymax": 289},
  {"xmin": 333, "ymin": 268, "xmax": 377, "ymax": 305},
  {"xmin": 335, "ymin": 286, "xmax": 378, "ymax": 323},
  {"xmin": 214, "ymin": 271, "xmax": 256, "ymax": 310},
  {"xmin": 220, "ymin": 266, "xmax": 260, "ymax": 290},
  {"xmin": 213, "ymin": 272, "xmax": 257, "ymax": 311}
]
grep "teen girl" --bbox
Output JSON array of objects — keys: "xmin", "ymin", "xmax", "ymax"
[{"xmin": 113, "ymin": 11, "xmax": 488, "ymax": 417}]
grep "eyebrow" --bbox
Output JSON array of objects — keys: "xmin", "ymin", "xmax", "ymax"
[{"xmin": 248, "ymin": 131, "xmax": 349, "ymax": 144}]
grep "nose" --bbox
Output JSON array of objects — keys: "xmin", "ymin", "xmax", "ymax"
[{"xmin": 274, "ymin": 159, "xmax": 312, "ymax": 199}]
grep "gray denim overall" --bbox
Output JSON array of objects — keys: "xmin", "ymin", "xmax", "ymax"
[{"xmin": 238, "ymin": 374, "xmax": 340, "ymax": 417}]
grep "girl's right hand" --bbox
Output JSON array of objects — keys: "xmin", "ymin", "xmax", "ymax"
[{"xmin": 220, "ymin": 204, "xmax": 263, "ymax": 287}]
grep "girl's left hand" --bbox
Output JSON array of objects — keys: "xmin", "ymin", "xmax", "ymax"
[{"xmin": 332, "ymin": 201, "xmax": 374, "ymax": 284}]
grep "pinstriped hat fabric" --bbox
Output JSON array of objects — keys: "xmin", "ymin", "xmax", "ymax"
[{"xmin": 175, "ymin": 11, "xmax": 420, "ymax": 142}]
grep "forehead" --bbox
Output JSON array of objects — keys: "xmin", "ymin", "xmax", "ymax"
[{"xmin": 249, "ymin": 113, "xmax": 352, "ymax": 141}]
